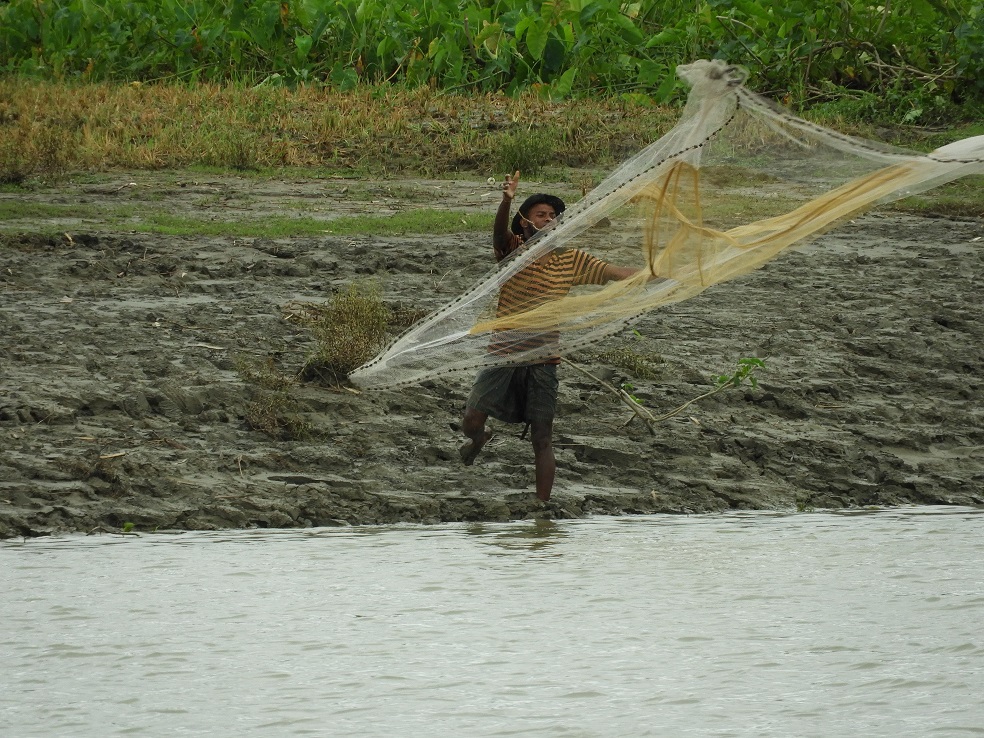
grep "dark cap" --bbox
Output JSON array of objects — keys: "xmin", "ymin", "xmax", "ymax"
[{"xmin": 511, "ymin": 193, "xmax": 566, "ymax": 236}]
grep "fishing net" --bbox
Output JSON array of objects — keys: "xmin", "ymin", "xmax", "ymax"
[{"xmin": 350, "ymin": 59, "xmax": 984, "ymax": 390}]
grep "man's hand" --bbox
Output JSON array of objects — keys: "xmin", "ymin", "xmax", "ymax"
[{"xmin": 502, "ymin": 170, "xmax": 520, "ymax": 201}]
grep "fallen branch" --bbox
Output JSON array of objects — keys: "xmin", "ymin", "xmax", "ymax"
[
  {"xmin": 566, "ymin": 356, "xmax": 767, "ymax": 431},
  {"xmin": 562, "ymin": 358, "xmax": 658, "ymax": 434}
]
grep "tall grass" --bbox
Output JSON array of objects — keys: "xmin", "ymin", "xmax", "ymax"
[{"xmin": 0, "ymin": 78, "xmax": 677, "ymax": 181}]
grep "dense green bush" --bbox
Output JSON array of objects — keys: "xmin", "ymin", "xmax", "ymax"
[
  {"xmin": 701, "ymin": 0, "xmax": 984, "ymax": 122},
  {"xmin": 1, "ymin": 0, "xmax": 981, "ymax": 118}
]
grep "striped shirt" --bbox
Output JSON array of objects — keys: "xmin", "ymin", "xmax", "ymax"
[{"xmin": 489, "ymin": 249, "xmax": 611, "ymax": 362}]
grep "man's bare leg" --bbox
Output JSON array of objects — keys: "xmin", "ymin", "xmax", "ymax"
[
  {"xmin": 460, "ymin": 407, "xmax": 493, "ymax": 465},
  {"xmin": 530, "ymin": 420, "xmax": 555, "ymax": 501}
]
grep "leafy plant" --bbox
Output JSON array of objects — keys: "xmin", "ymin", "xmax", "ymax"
[
  {"xmin": 1, "ymin": 0, "xmax": 979, "ymax": 113},
  {"xmin": 715, "ymin": 356, "xmax": 765, "ymax": 391},
  {"xmin": 650, "ymin": 356, "xmax": 766, "ymax": 423},
  {"xmin": 620, "ymin": 381, "xmax": 642, "ymax": 405}
]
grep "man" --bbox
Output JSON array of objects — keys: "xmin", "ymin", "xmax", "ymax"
[{"xmin": 458, "ymin": 170, "xmax": 636, "ymax": 502}]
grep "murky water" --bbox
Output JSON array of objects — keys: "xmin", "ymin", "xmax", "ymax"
[{"xmin": 2, "ymin": 507, "xmax": 983, "ymax": 737}]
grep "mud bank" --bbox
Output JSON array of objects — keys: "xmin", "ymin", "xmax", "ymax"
[{"xmin": 1, "ymin": 175, "xmax": 982, "ymax": 537}]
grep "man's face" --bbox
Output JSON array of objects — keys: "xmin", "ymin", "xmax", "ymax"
[{"xmin": 524, "ymin": 203, "xmax": 557, "ymax": 232}]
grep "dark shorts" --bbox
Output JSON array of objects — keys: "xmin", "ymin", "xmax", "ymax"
[{"xmin": 466, "ymin": 364, "xmax": 559, "ymax": 425}]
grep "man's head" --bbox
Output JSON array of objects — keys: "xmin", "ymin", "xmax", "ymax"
[{"xmin": 511, "ymin": 194, "xmax": 566, "ymax": 238}]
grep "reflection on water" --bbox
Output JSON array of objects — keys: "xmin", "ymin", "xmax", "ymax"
[
  {"xmin": 467, "ymin": 519, "xmax": 568, "ymax": 556},
  {"xmin": 2, "ymin": 507, "xmax": 983, "ymax": 737}
]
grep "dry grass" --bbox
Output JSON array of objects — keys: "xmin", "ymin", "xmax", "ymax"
[
  {"xmin": 285, "ymin": 289, "xmax": 429, "ymax": 385},
  {"xmin": 590, "ymin": 347, "xmax": 666, "ymax": 381},
  {"xmin": 295, "ymin": 284, "xmax": 390, "ymax": 382},
  {"xmin": 235, "ymin": 356, "xmax": 295, "ymax": 391},
  {"xmin": 0, "ymin": 79, "xmax": 675, "ymax": 179},
  {"xmin": 235, "ymin": 356, "xmax": 314, "ymax": 440},
  {"xmin": 243, "ymin": 392, "xmax": 313, "ymax": 440}
]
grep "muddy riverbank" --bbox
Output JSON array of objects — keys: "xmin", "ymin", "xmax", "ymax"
[{"xmin": 1, "ymin": 174, "xmax": 982, "ymax": 537}]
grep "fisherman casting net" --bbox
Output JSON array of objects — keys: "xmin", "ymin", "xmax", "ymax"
[{"xmin": 349, "ymin": 60, "xmax": 984, "ymax": 390}]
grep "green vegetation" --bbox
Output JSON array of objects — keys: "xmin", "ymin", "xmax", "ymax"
[
  {"xmin": 130, "ymin": 208, "xmax": 491, "ymax": 238},
  {"xmin": 886, "ymin": 175, "xmax": 984, "ymax": 218},
  {"xmin": 1, "ymin": 0, "xmax": 981, "ymax": 119},
  {"xmin": 715, "ymin": 357, "xmax": 765, "ymax": 392},
  {"xmin": 0, "ymin": 193, "xmax": 494, "ymax": 237},
  {"xmin": 565, "ymin": 355, "xmax": 767, "ymax": 434},
  {"xmin": 651, "ymin": 357, "xmax": 768, "ymax": 424},
  {"xmin": 1, "ymin": 3, "xmax": 982, "ymax": 221},
  {"xmin": 300, "ymin": 283, "xmax": 390, "ymax": 381},
  {"xmin": 317, "ymin": 210, "xmax": 491, "ymax": 236}
]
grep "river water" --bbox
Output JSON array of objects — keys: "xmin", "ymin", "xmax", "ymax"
[{"xmin": 2, "ymin": 507, "xmax": 983, "ymax": 737}]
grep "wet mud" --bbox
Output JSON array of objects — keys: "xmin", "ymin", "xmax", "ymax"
[{"xmin": 1, "ymin": 174, "xmax": 982, "ymax": 537}]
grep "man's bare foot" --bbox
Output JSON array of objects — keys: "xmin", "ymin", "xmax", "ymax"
[{"xmin": 458, "ymin": 431, "xmax": 493, "ymax": 466}]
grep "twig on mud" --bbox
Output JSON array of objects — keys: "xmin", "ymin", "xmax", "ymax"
[
  {"xmin": 144, "ymin": 430, "xmax": 188, "ymax": 450},
  {"xmin": 433, "ymin": 269, "xmax": 453, "ymax": 290},
  {"xmin": 644, "ymin": 357, "xmax": 767, "ymax": 423},
  {"xmin": 561, "ymin": 358, "xmax": 657, "ymax": 435}
]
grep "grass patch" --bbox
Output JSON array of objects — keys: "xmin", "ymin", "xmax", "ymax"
[
  {"xmin": 134, "ymin": 209, "xmax": 491, "ymax": 238},
  {"xmin": 697, "ymin": 193, "xmax": 804, "ymax": 227},
  {"xmin": 317, "ymin": 210, "xmax": 490, "ymax": 236},
  {"xmin": 297, "ymin": 283, "xmax": 390, "ymax": 383},
  {"xmin": 885, "ymin": 175, "xmax": 984, "ymax": 218},
  {"xmin": 0, "ymin": 199, "xmax": 493, "ymax": 238},
  {"xmin": 493, "ymin": 129, "xmax": 558, "ymax": 176},
  {"xmin": 0, "ymin": 201, "xmax": 85, "ymax": 220}
]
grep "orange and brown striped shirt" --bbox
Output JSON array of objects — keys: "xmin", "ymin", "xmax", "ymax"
[{"xmin": 489, "ymin": 248, "xmax": 612, "ymax": 363}]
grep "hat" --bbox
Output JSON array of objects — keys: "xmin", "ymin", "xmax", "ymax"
[{"xmin": 511, "ymin": 193, "xmax": 566, "ymax": 236}]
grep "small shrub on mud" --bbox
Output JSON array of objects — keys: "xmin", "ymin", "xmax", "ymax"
[
  {"xmin": 301, "ymin": 283, "xmax": 389, "ymax": 382},
  {"xmin": 236, "ymin": 356, "xmax": 312, "ymax": 440},
  {"xmin": 243, "ymin": 391, "xmax": 313, "ymax": 440}
]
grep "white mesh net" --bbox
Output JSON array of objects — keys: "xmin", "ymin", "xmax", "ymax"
[{"xmin": 350, "ymin": 60, "xmax": 984, "ymax": 390}]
